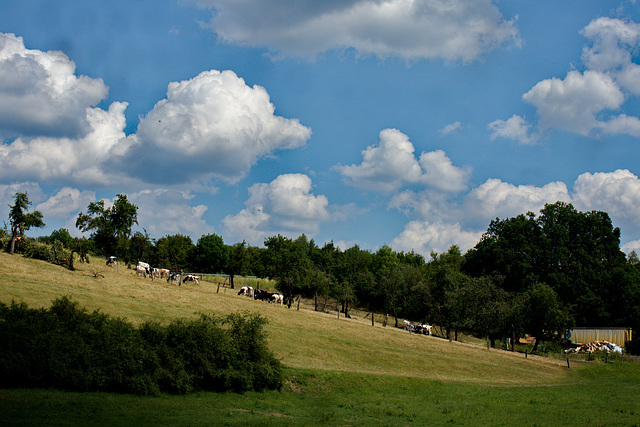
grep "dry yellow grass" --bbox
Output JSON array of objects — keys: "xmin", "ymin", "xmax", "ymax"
[{"xmin": 0, "ymin": 252, "xmax": 576, "ymax": 386}]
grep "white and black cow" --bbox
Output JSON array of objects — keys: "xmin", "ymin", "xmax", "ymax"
[
  {"xmin": 136, "ymin": 261, "xmax": 151, "ymax": 278},
  {"xmin": 238, "ymin": 286, "xmax": 254, "ymax": 297},
  {"xmin": 182, "ymin": 274, "xmax": 199, "ymax": 285}
]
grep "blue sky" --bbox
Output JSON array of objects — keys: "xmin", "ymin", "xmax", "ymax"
[{"xmin": 2, "ymin": 0, "xmax": 640, "ymax": 256}]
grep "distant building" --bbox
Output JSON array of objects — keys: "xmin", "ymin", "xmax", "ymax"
[{"xmin": 564, "ymin": 328, "xmax": 632, "ymax": 347}]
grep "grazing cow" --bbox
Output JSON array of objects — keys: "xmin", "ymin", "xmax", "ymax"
[
  {"xmin": 167, "ymin": 272, "xmax": 180, "ymax": 284},
  {"xmin": 238, "ymin": 286, "xmax": 254, "ymax": 297},
  {"xmin": 403, "ymin": 320, "xmax": 412, "ymax": 331},
  {"xmin": 254, "ymin": 289, "xmax": 272, "ymax": 301},
  {"xmin": 182, "ymin": 274, "xmax": 199, "ymax": 285},
  {"xmin": 148, "ymin": 267, "xmax": 160, "ymax": 280},
  {"xmin": 106, "ymin": 256, "xmax": 117, "ymax": 266},
  {"xmin": 135, "ymin": 265, "xmax": 149, "ymax": 277},
  {"xmin": 270, "ymin": 294, "xmax": 284, "ymax": 304},
  {"xmin": 157, "ymin": 268, "xmax": 170, "ymax": 279}
]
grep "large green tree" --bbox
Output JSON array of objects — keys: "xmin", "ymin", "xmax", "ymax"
[
  {"xmin": 194, "ymin": 234, "xmax": 228, "ymax": 275},
  {"xmin": 75, "ymin": 194, "xmax": 138, "ymax": 257},
  {"xmin": 262, "ymin": 234, "xmax": 315, "ymax": 300},
  {"xmin": 464, "ymin": 202, "xmax": 627, "ymax": 327},
  {"xmin": 8, "ymin": 192, "xmax": 45, "ymax": 254},
  {"xmin": 155, "ymin": 234, "xmax": 194, "ymax": 272},
  {"xmin": 516, "ymin": 283, "xmax": 574, "ymax": 352},
  {"xmin": 225, "ymin": 241, "xmax": 249, "ymax": 290}
]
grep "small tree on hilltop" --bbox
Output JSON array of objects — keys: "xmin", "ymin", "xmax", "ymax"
[
  {"xmin": 8, "ymin": 192, "xmax": 45, "ymax": 254},
  {"xmin": 76, "ymin": 194, "xmax": 138, "ymax": 257}
]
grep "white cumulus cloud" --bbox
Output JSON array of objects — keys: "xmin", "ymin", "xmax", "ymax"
[
  {"xmin": 464, "ymin": 178, "xmax": 571, "ymax": 221},
  {"xmin": 36, "ymin": 187, "xmax": 96, "ymax": 219},
  {"xmin": 222, "ymin": 174, "xmax": 330, "ymax": 245},
  {"xmin": 335, "ymin": 128, "xmax": 470, "ymax": 193},
  {"xmin": 192, "ymin": 0, "xmax": 519, "ymax": 61},
  {"xmin": 392, "ymin": 220, "xmax": 482, "ymax": 254},
  {"xmin": 488, "ymin": 114, "xmax": 539, "ymax": 144},
  {"xmin": 130, "ymin": 189, "xmax": 214, "ymax": 239},
  {"xmin": 113, "ymin": 70, "xmax": 311, "ymax": 184},
  {"xmin": 0, "ymin": 102, "xmax": 129, "ymax": 185},
  {"xmin": 523, "ymin": 70, "xmax": 626, "ymax": 136},
  {"xmin": 0, "ymin": 32, "xmax": 108, "ymax": 139},
  {"xmin": 572, "ymin": 169, "xmax": 640, "ymax": 230}
]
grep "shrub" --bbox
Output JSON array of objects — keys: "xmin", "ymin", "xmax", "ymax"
[
  {"xmin": 17, "ymin": 238, "xmax": 53, "ymax": 262},
  {"xmin": 0, "ymin": 297, "xmax": 282, "ymax": 395}
]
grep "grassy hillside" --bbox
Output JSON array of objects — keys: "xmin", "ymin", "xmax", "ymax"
[
  {"xmin": 0, "ymin": 252, "xmax": 573, "ymax": 384},
  {"xmin": 2, "ymin": 251, "xmax": 639, "ymax": 425}
]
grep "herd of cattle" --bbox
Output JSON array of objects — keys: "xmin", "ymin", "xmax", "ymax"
[
  {"xmin": 129, "ymin": 261, "xmax": 434, "ymax": 328},
  {"xmin": 238, "ymin": 286, "xmax": 286, "ymax": 305},
  {"xmin": 131, "ymin": 262, "xmax": 284, "ymax": 303},
  {"xmin": 403, "ymin": 320, "xmax": 433, "ymax": 335},
  {"xmin": 134, "ymin": 261, "xmax": 199, "ymax": 285}
]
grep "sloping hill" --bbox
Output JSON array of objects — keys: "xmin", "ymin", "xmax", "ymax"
[{"xmin": 0, "ymin": 252, "xmax": 572, "ymax": 386}]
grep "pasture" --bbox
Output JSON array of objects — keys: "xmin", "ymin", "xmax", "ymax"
[{"xmin": 1, "ymin": 252, "xmax": 639, "ymax": 425}]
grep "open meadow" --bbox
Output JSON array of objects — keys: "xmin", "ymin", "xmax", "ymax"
[{"xmin": 1, "ymin": 252, "xmax": 639, "ymax": 425}]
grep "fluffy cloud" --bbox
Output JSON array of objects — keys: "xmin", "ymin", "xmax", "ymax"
[
  {"xmin": 222, "ymin": 174, "xmax": 330, "ymax": 245},
  {"xmin": 581, "ymin": 17, "xmax": 640, "ymax": 95},
  {"xmin": 464, "ymin": 178, "xmax": 570, "ymax": 222},
  {"xmin": 490, "ymin": 17, "xmax": 640, "ymax": 139},
  {"xmin": 335, "ymin": 128, "xmax": 470, "ymax": 193},
  {"xmin": 129, "ymin": 189, "xmax": 214, "ymax": 239},
  {"xmin": 336, "ymin": 129, "xmax": 422, "ymax": 192},
  {"xmin": 523, "ymin": 70, "xmax": 627, "ymax": 136},
  {"xmin": 392, "ymin": 221, "xmax": 482, "ymax": 254},
  {"xmin": 388, "ymin": 178, "xmax": 571, "ymax": 254},
  {"xmin": 0, "ymin": 33, "xmax": 108, "ymax": 139},
  {"xmin": 192, "ymin": 0, "xmax": 519, "ymax": 61},
  {"xmin": 113, "ymin": 70, "xmax": 311, "ymax": 184},
  {"xmin": 419, "ymin": 150, "xmax": 471, "ymax": 192},
  {"xmin": 389, "ymin": 169, "xmax": 640, "ymax": 256},
  {"xmin": 36, "ymin": 187, "xmax": 96, "ymax": 219},
  {"xmin": 0, "ymin": 102, "xmax": 129, "ymax": 185},
  {"xmin": 572, "ymin": 169, "xmax": 640, "ymax": 228},
  {"xmin": 488, "ymin": 114, "xmax": 538, "ymax": 144}
]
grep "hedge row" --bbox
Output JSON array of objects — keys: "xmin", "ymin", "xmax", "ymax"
[{"xmin": 0, "ymin": 297, "xmax": 283, "ymax": 395}]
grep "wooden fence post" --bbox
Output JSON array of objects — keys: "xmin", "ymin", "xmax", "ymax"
[{"xmin": 371, "ymin": 313, "xmax": 374, "ymax": 326}]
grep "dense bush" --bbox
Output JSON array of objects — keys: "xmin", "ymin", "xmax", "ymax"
[{"xmin": 0, "ymin": 297, "xmax": 282, "ymax": 395}]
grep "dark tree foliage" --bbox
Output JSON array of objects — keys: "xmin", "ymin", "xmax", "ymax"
[
  {"xmin": 262, "ymin": 234, "xmax": 317, "ymax": 299},
  {"xmin": 128, "ymin": 230, "xmax": 155, "ymax": 266},
  {"xmin": 155, "ymin": 234, "xmax": 194, "ymax": 272},
  {"xmin": 0, "ymin": 297, "xmax": 282, "ymax": 394},
  {"xmin": 515, "ymin": 283, "xmax": 574, "ymax": 352},
  {"xmin": 8, "ymin": 192, "xmax": 45, "ymax": 254},
  {"xmin": 465, "ymin": 202, "xmax": 628, "ymax": 327},
  {"xmin": 446, "ymin": 276, "xmax": 515, "ymax": 344},
  {"xmin": 76, "ymin": 194, "xmax": 138, "ymax": 258},
  {"xmin": 225, "ymin": 241, "xmax": 249, "ymax": 290},
  {"xmin": 194, "ymin": 234, "xmax": 228, "ymax": 275},
  {"xmin": 48, "ymin": 228, "xmax": 73, "ymax": 248}
]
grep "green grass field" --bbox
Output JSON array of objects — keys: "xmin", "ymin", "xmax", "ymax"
[{"xmin": 1, "ymin": 252, "xmax": 638, "ymax": 425}]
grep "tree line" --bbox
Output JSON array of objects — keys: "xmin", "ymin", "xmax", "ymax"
[{"xmin": 6, "ymin": 192, "xmax": 640, "ymax": 351}]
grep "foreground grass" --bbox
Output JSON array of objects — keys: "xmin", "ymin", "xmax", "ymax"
[
  {"xmin": 1, "ymin": 364, "xmax": 639, "ymax": 426},
  {"xmin": 1, "ymin": 252, "xmax": 639, "ymax": 425}
]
